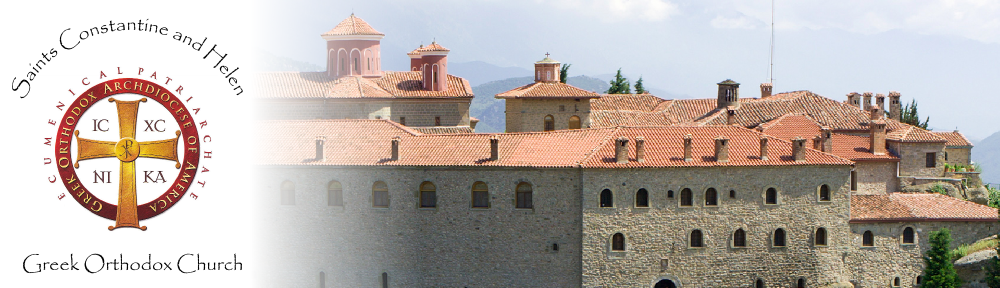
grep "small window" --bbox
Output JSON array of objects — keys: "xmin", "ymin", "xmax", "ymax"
[
  {"xmin": 680, "ymin": 188, "xmax": 693, "ymax": 206},
  {"xmin": 328, "ymin": 181, "xmax": 343, "ymax": 206},
  {"xmin": 435, "ymin": 116, "xmax": 441, "ymax": 126},
  {"xmin": 600, "ymin": 189, "xmax": 613, "ymax": 207},
  {"xmin": 568, "ymin": 116, "xmax": 581, "ymax": 130},
  {"xmin": 354, "ymin": 58, "xmax": 359, "ymax": 72},
  {"xmin": 729, "ymin": 190, "xmax": 736, "ymax": 198},
  {"xmin": 850, "ymin": 171, "xmax": 857, "ymax": 191},
  {"xmin": 916, "ymin": 276, "xmax": 922, "ymax": 285},
  {"xmin": 552, "ymin": 243, "xmax": 559, "ymax": 251},
  {"xmin": 705, "ymin": 188, "xmax": 718, "ymax": 206},
  {"xmin": 690, "ymin": 230, "xmax": 704, "ymax": 248},
  {"xmin": 281, "ymin": 180, "xmax": 295, "ymax": 205},
  {"xmin": 756, "ymin": 278, "xmax": 765, "ymax": 288},
  {"xmin": 612, "ymin": 233, "xmax": 625, "ymax": 251},
  {"xmin": 373, "ymin": 181, "xmax": 389, "ymax": 208},
  {"xmin": 341, "ymin": 58, "xmax": 345, "ymax": 71},
  {"xmin": 667, "ymin": 190, "xmax": 674, "ymax": 198},
  {"xmin": 892, "ymin": 277, "xmax": 900, "ymax": 287},
  {"xmin": 862, "ymin": 230, "xmax": 874, "ymax": 247},
  {"xmin": 819, "ymin": 185, "xmax": 831, "ymax": 201},
  {"xmin": 773, "ymin": 228, "xmax": 786, "ymax": 247},
  {"xmin": 926, "ymin": 152, "xmax": 936, "ymax": 168},
  {"xmin": 381, "ymin": 272, "xmax": 388, "ymax": 288},
  {"xmin": 902, "ymin": 227, "xmax": 915, "ymax": 244},
  {"xmin": 472, "ymin": 181, "xmax": 489, "ymax": 208},
  {"xmin": 733, "ymin": 229, "xmax": 746, "ymax": 247},
  {"xmin": 797, "ymin": 278, "xmax": 805, "ymax": 288},
  {"xmin": 635, "ymin": 189, "xmax": 649, "ymax": 208},
  {"xmin": 815, "ymin": 228, "xmax": 827, "ymax": 246},
  {"xmin": 320, "ymin": 271, "xmax": 326, "ymax": 288},
  {"xmin": 559, "ymin": 105, "xmax": 565, "ymax": 112},
  {"xmin": 945, "ymin": 152, "xmax": 949, "ymax": 161},
  {"xmin": 516, "ymin": 182, "xmax": 533, "ymax": 209},
  {"xmin": 765, "ymin": 188, "xmax": 777, "ymax": 205},
  {"xmin": 420, "ymin": 181, "xmax": 437, "ymax": 208},
  {"xmin": 543, "ymin": 115, "xmax": 555, "ymax": 131},
  {"xmin": 399, "ymin": 117, "xmax": 406, "ymax": 125}
]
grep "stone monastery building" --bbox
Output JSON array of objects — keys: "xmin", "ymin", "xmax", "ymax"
[{"xmin": 257, "ymin": 14, "xmax": 997, "ymax": 288}]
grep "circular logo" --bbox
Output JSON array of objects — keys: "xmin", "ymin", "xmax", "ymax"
[{"xmin": 53, "ymin": 78, "xmax": 200, "ymax": 231}]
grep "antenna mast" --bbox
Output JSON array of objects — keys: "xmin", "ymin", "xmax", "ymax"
[{"xmin": 768, "ymin": 0, "xmax": 775, "ymax": 84}]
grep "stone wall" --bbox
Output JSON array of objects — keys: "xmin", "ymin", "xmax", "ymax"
[
  {"xmin": 855, "ymin": 161, "xmax": 899, "ymax": 194},
  {"xmin": 504, "ymin": 98, "xmax": 591, "ymax": 133},
  {"xmin": 258, "ymin": 99, "xmax": 471, "ymax": 127},
  {"xmin": 846, "ymin": 221, "xmax": 998, "ymax": 287},
  {"xmin": 944, "ymin": 147, "xmax": 972, "ymax": 167},
  {"xmin": 889, "ymin": 141, "xmax": 945, "ymax": 178},
  {"xmin": 579, "ymin": 165, "xmax": 854, "ymax": 287},
  {"xmin": 256, "ymin": 166, "xmax": 584, "ymax": 288}
]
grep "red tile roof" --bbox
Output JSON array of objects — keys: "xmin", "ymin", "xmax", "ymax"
[
  {"xmin": 851, "ymin": 193, "xmax": 998, "ymax": 222},
  {"xmin": 258, "ymin": 120, "xmax": 854, "ymax": 168},
  {"xmin": 590, "ymin": 94, "xmax": 666, "ymax": 111},
  {"xmin": 758, "ymin": 114, "xmax": 823, "ymax": 143},
  {"xmin": 590, "ymin": 110, "xmax": 674, "ymax": 127},
  {"xmin": 695, "ymin": 91, "xmax": 873, "ymax": 130},
  {"xmin": 932, "ymin": 131, "xmax": 973, "ymax": 147},
  {"xmin": 495, "ymin": 82, "xmax": 601, "ymax": 99},
  {"xmin": 754, "ymin": 114, "xmax": 898, "ymax": 161},
  {"xmin": 255, "ymin": 72, "xmax": 473, "ymax": 99},
  {"xmin": 886, "ymin": 123, "xmax": 947, "ymax": 143},
  {"xmin": 411, "ymin": 126, "xmax": 474, "ymax": 134},
  {"xmin": 411, "ymin": 42, "xmax": 450, "ymax": 53},
  {"xmin": 322, "ymin": 14, "xmax": 384, "ymax": 36},
  {"xmin": 828, "ymin": 133, "xmax": 899, "ymax": 161}
]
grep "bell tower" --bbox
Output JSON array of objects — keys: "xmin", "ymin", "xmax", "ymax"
[
  {"xmin": 717, "ymin": 79, "xmax": 740, "ymax": 109},
  {"xmin": 322, "ymin": 14, "xmax": 385, "ymax": 78},
  {"xmin": 534, "ymin": 53, "xmax": 561, "ymax": 83}
]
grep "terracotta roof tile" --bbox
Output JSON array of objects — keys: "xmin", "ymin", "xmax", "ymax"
[
  {"xmin": 411, "ymin": 42, "xmax": 450, "ymax": 53},
  {"xmin": 852, "ymin": 193, "xmax": 998, "ymax": 222},
  {"xmin": 886, "ymin": 123, "xmax": 947, "ymax": 143},
  {"xmin": 254, "ymin": 72, "xmax": 473, "ymax": 99},
  {"xmin": 411, "ymin": 126, "xmax": 474, "ymax": 134},
  {"xmin": 257, "ymin": 120, "xmax": 420, "ymax": 166},
  {"xmin": 755, "ymin": 114, "xmax": 898, "ymax": 161},
  {"xmin": 932, "ymin": 131, "xmax": 973, "ymax": 147},
  {"xmin": 590, "ymin": 110, "xmax": 674, "ymax": 127},
  {"xmin": 590, "ymin": 94, "xmax": 666, "ymax": 111},
  {"xmin": 322, "ymin": 14, "xmax": 384, "ymax": 36},
  {"xmin": 758, "ymin": 114, "xmax": 823, "ymax": 143},
  {"xmin": 828, "ymin": 133, "xmax": 899, "ymax": 161},
  {"xmin": 495, "ymin": 82, "xmax": 601, "ymax": 99}
]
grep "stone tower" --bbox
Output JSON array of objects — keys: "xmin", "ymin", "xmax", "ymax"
[
  {"xmin": 322, "ymin": 14, "xmax": 385, "ymax": 78},
  {"xmin": 534, "ymin": 53, "xmax": 560, "ymax": 83},
  {"xmin": 846, "ymin": 92, "xmax": 861, "ymax": 109},
  {"xmin": 717, "ymin": 79, "xmax": 740, "ymax": 109},
  {"xmin": 888, "ymin": 91, "xmax": 902, "ymax": 121},
  {"xmin": 407, "ymin": 41, "xmax": 450, "ymax": 91},
  {"xmin": 760, "ymin": 83, "xmax": 772, "ymax": 98}
]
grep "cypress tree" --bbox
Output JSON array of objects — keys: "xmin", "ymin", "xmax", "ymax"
[
  {"xmin": 634, "ymin": 76, "xmax": 646, "ymax": 94},
  {"xmin": 923, "ymin": 228, "xmax": 961, "ymax": 287},
  {"xmin": 560, "ymin": 64, "xmax": 571, "ymax": 84},
  {"xmin": 607, "ymin": 68, "xmax": 631, "ymax": 94},
  {"xmin": 901, "ymin": 99, "xmax": 930, "ymax": 129}
]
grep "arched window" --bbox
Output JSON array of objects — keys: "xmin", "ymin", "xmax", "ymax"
[
  {"xmin": 797, "ymin": 278, "xmax": 805, "ymax": 288},
  {"xmin": 729, "ymin": 190, "xmax": 736, "ymax": 198},
  {"xmin": 354, "ymin": 57, "xmax": 359, "ymax": 73},
  {"xmin": 862, "ymin": 230, "xmax": 874, "ymax": 247},
  {"xmin": 381, "ymin": 272, "xmax": 388, "ymax": 288},
  {"xmin": 756, "ymin": 278, "xmax": 765, "ymax": 288},
  {"xmin": 680, "ymin": 188, "xmax": 693, "ymax": 206},
  {"xmin": 815, "ymin": 228, "xmax": 827, "ymax": 246},
  {"xmin": 472, "ymin": 181, "xmax": 489, "ymax": 208},
  {"xmin": 516, "ymin": 182, "xmax": 533, "ymax": 209},
  {"xmin": 600, "ymin": 189, "xmax": 613, "ymax": 207},
  {"xmin": 635, "ymin": 189, "xmax": 649, "ymax": 208},
  {"xmin": 568, "ymin": 116, "xmax": 581, "ymax": 130},
  {"xmin": 419, "ymin": 181, "xmax": 436, "ymax": 208},
  {"xmin": 543, "ymin": 115, "xmax": 555, "ymax": 131},
  {"xmin": 536, "ymin": 71, "xmax": 540, "ymax": 81},
  {"xmin": 819, "ymin": 185, "xmax": 831, "ymax": 201},
  {"xmin": 690, "ymin": 229, "xmax": 704, "ymax": 247},
  {"xmin": 916, "ymin": 276, "xmax": 922, "ymax": 285},
  {"xmin": 320, "ymin": 271, "xmax": 326, "ymax": 288},
  {"xmin": 612, "ymin": 233, "xmax": 625, "ymax": 251},
  {"xmin": 902, "ymin": 227, "xmax": 915, "ymax": 244},
  {"xmin": 281, "ymin": 180, "xmax": 295, "ymax": 205},
  {"xmin": 733, "ymin": 228, "xmax": 746, "ymax": 247},
  {"xmin": 765, "ymin": 188, "xmax": 777, "ymax": 205},
  {"xmin": 892, "ymin": 277, "xmax": 900, "ymax": 287},
  {"xmin": 705, "ymin": 188, "xmax": 718, "ymax": 206},
  {"xmin": 372, "ymin": 181, "xmax": 389, "ymax": 208},
  {"xmin": 773, "ymin": 228, "xmax": 786, "ymax": 247},
  {"xmin": 328, "ymin": 181, "xmax": 343, "ymax": 207},
  {"xmin": 432, "ymin": 65, "xmax": 438, "ymax": 88},
  {"xmin": 546, "ymin": 71, "xmax": 552, "ymax": 81}
]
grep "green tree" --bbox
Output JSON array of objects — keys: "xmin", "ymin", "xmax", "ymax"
[
  {"xmin": 923, "ymin": 228, "xmax": 961, "ymax": 287},
  {"xmin": 634, "ymin": 76, "xmax": 646, "ymax": 94},
  {"xmin": 987, "ymin": 207, "xmax": 1000, "ymax": 288},
  {"xmin": 607, "ymin": 68, "xmax": 631, "ymax": 94},
  {"xmin": 560, "ymin": 64, "xmax": 571, "ymax": 84},
  {"xmin": 901, "ymin": 99, "xmax": 930, "ymax": 129}
]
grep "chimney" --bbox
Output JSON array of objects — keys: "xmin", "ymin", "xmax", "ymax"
[
  {"xmin": 813, "ymin": 135, "xmax": 823, "ymax": 151},
  {"xmin": 870, "ymin": 120, "xmax": 887, "ymax": 155},
  {"xmin": 875, "ymin": 93, "xmax": 886, "ymax": 112},
  {"xmin": 888, "ymin": 91, "xmax": 902, "ymax": 121},
  {"xmin": 726, "ymin": 108, "xmax": 738, "ymax": 125},
  {"xmin": 846, "ymin": 92, "xmax": 861, "ymax": 109},
  {"xmin": 315, "ymin": 136, "xmax": 326, "ymax": 161},
  {"xmin": 714, "ymin": 136, "xmax": 730, "ymax": 163},
  {"xmin": 760, "ymin": 83, "xmax": 773, "ymax": 98},
  {"xmin": 489, "ymin": 136, "xmax": 499, "ymax": 161},
  {"xmin": 635, "ymin": 137, "xmax": 646, "ymax": 163},
  {"xmin": 683, "ymin": 134, "xmax": 693, "ymax": 162},
  {"xmin": 717, "ymin": 79, "xmax": 741, "ymax": 109},
  {"xmin": 862, "ymin": 92, "xmax": 873, "ymax": 111},
  {"xmin": 391, "ymin": 136, "xmax": 400, "ymax": 161},
  {"xmin": 870, "ymin": 106, "xmax": 883, "ymax": 120},
  {"xmin": 534, "ymin": 53, "xmax": 561, "ymax": 83},
  {"xmin": 821, "ymin": 128, "xmax": 833, "ymax": 153},
  {"xmin": 759, "ymin": 136, "xmax": 769, "ymax": 161},
  {"xmin": 615, "ymin": 137, "xmax": 629, "ymax": 164},
  {"xmin": 792, "ymin": 137, "xmax": 807, "ymax": 162}
]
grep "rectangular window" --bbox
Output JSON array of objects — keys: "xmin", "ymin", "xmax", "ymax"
[
  {"xmin": 850, "ymin": 171, "xmax": 857, "ymax": 191},
  {"xmin": 926, "ymin": 152, "xmax": 936, "ymax": 168},
  {"xmin": 434, "ymin": 116, "xmax": 441, "ymax": 126},
  {"xmin": 420, "ymin": 191, "xmax": 436, "ymax": 208},
  {"xmin": 516, "ymin": 191, "xmax": 532, "ymax": 209},
  {"xmin": 399, "ymin": 117, "xmax": 406, "ymax": 125}
]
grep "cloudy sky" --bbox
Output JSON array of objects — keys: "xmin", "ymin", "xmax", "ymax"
[{"xmin": 255, "ymin": 0, "xmax": 1000, "ymax": 139}]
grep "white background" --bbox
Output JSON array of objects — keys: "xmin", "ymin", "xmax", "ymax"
[{"xmin": 1, "ymin": 1, "xmax": 260, "ymax": 287}]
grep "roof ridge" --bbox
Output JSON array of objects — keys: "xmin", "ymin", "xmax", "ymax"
[{"xmin": 578, "ymin": 127, "xmax": 622, "ymax": 167}]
